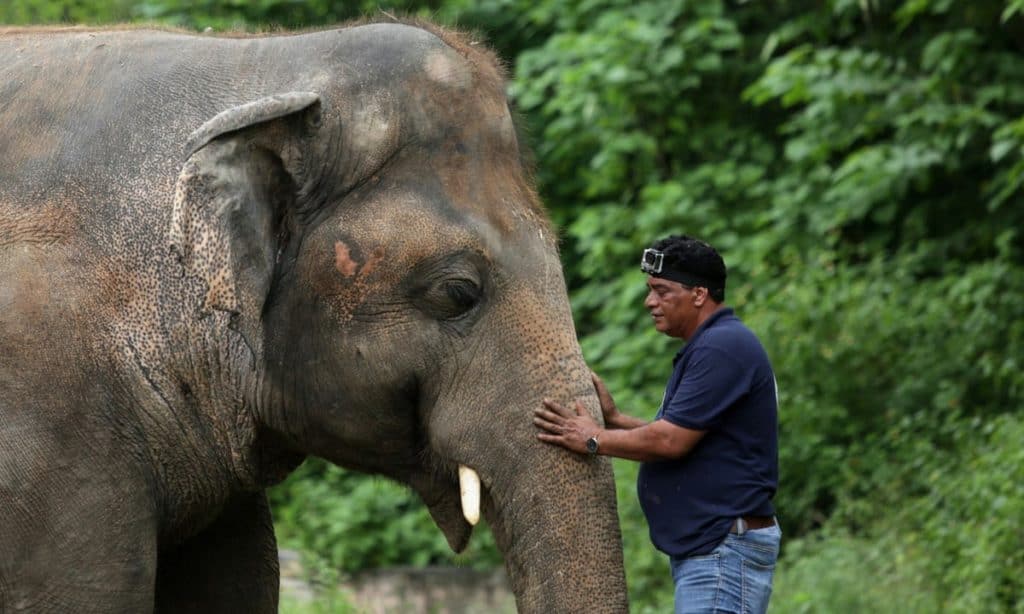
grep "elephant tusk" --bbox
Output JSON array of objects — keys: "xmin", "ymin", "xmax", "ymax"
[{"xmin": 458, "ymin": 464, "xmax": 481, "ymax": 526}]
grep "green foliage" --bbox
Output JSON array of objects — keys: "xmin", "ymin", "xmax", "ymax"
[
  {"xmin": 742, "ymin": 5, "xmax": 1024, "ymax": 265},
  {"xmin": 772, "ymin": 413, "xmax": 1024, "ymax": 613},
  {"xmin": 0, "ymin": 0, "xmax": 443, "ymax": 29},
  {"xmin": 910, "ymin": 414, "xmax": 1024, "ymax": 612},
  {"xmin": 128, "ymin": 0, "xmax": 442, "ymax": 31},
  {"xmin": 746, "ymin": 255, "xmax": 1024, "ymax": 534},
  {"xmin": 0, "ymin": 0, "xmax": 135, "ymax": 23},
  {"xmin": 770, "ymin": 531, "xmax": 943, "ymax": 613},
  {"xmin": 280, "ymin": 589, "xmax": 362, "ymax": 614},
  {"xmin": 269, "ymin": 459, "xmax": 501, "ymax": 575}
]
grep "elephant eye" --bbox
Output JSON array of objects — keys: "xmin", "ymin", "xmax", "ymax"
[
  {"xmin": 437, "ymin": 278, "xmax": 482, "ymax": 319},
  {"xmin": 444, "ymin": 279, "xmax": 480, "ymax": 312},
  {"xmin": 411, "ymin": 275, "xmax": 484, "ymax": 322},
  {"xmin": 406, "ymin": 251, "xmax": 489, "ymax": 324}
]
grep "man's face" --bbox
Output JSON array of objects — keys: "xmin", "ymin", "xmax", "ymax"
[{"xmin": 644, "ymin": 275, "xmax": 698, "ymax": 339}]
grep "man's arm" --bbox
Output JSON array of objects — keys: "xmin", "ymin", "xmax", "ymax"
[
  {"xmin": 592, "ymin": 418, "xmax": 705, "ymax": 462},
  {"xmin": 534, "ymin": 399, "xmax": 706, "ymax": 462}
]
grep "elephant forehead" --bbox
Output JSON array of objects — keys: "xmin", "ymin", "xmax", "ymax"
[
  {"xmin": 335, "ymin": 195, "xmax": 486, "ymax": 257},
  {"xmin": 344, "ymin": 96, "xmax": 402, "ymax": 180},
  {"xmin": 316, "ymin": 193, "xmax": 555, "ymax": 293},
  {"xmin": 422, "ymin": 48, "xmax": 473, "ymax": 91},
  {"xmin": 435, "ymin": 150, "xmax": 542, "ymax": 238}
]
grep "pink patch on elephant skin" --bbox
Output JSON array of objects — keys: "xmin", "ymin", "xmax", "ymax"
[
  {"xmin": 334, "ymin": 242, "xmax": 385, "ymax": 279},
  {"xmin": 329, "ymin": 242, "xmax": 387, "ymax": 323},
  {"xmin": 334, "ymin": 241, "xmax": 359, "ymax": 277},
  {"xmin": 359, "ymin": 247, "xmax": 385, "ymax": 277}
]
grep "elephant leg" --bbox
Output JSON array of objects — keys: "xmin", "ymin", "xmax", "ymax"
[
  {"xmin": 154, "ymin": 492, "xmax": 279, "ymax": 614},
  {"xmin": 0, "ymin": 432, "xmax": 159, "ymax": 613}
]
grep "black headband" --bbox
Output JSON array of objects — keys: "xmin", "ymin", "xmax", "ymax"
[
  {"xmin": 653, "ymin": 268, "xmax": 722, "ymax": 290},
  {"xmin": 641, "ymin": 248, "xmax": 723, "ymax": 290}
]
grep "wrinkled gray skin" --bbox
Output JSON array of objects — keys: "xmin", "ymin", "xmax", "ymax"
[{"xmin": 0, "ymin": 22, "xmax": 627, "ymax": 613}]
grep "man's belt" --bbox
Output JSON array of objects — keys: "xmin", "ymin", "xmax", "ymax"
[{"xmin": 730, "ymin": 516, "xmax": 776, "ymax": 535}]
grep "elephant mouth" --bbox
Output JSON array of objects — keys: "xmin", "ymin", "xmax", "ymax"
[{"xmin": 412, "ymin": 462, "xmax": 486, "ymax": 553}]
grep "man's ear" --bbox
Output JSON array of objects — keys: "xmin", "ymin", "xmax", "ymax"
[{"xmin": 169, "ymin": 93, "xmax": 322, "ymax": 329}]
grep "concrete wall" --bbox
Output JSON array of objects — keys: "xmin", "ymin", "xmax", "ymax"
[{"xmin": 280, "ymin": 550, "xmax": 516, "ymax": 613}]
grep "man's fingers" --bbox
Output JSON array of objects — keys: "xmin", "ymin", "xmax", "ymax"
[
  {"xmin": 591, "ymin": 373, "xmax": 614, "ymax": 406},
  {"xmin": 532, "ymin": 415, "xmax": 561, "ymax": 433},
  {"xmin": 544, "ymin": 397, "xmax": 594, "ymax": 419},
  {"xmin": 534, "ymin": 407, "xmax": 562, "ymax": 423},
  {"xmin": 542, "ymin": 398, "xmax": 572, "ymax": 417}
]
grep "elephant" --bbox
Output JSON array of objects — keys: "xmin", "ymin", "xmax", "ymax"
[{"xmin": 0, "ymin": 19, "xmax": 628, "ymax": 613}]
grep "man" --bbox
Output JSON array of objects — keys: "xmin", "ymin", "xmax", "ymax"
[{"xmin": 534, "ymin": 234, "xmax": 780, "ymax": 614}]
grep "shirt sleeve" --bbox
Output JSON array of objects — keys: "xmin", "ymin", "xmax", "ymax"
[{"xmin": 660, "ymin": 345, "xmax": 751, "ymax": 431}]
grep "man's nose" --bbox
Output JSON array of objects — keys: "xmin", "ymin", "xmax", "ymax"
[{"xmin": 644, "ymin": 291, "xmax": 657, "ymax": 308}]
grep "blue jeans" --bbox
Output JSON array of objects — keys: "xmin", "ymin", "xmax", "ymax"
[{"xmin": 669, "ymin": 523, "xmax": 782, "ymax": 614}]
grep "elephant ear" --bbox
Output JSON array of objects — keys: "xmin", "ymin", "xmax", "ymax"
[{"xmin": 170, "ymin": 93, "xmax": 322, "ymax": 325}]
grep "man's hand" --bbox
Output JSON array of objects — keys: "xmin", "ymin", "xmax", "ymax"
[
  {"xmin": 591, "ymin": 371, "xmax": 619, "ymax": 426},
  {"xmin": 534, "ymin": 398, "xmax": 601, "ymax": 455},
  {"xmin": 591, "ymin": 371, "xmax": 648, "ymax": 430}
]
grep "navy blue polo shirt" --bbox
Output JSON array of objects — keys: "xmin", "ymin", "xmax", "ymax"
[{"xmin": 637, "ymin": 308, "xmax": 778, "ymax": 558}]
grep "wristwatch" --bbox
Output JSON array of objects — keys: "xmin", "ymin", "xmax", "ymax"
[{"xmin": 585, "ymin": 434, "xmax": 600, "ymax": 455}]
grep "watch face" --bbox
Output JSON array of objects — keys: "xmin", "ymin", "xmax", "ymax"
[{"xmin": 586, "ymin": 436, "xmax": 599, "ymax": 454}]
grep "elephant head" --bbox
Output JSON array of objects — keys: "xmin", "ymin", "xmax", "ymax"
[{"xmin": 168, "ymin": 22, "xmax": 627, "ymax": 612}]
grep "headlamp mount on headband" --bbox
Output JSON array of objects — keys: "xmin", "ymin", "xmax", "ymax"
[
  {"xmin": 641, "ymin": 248, "xmax": 664, "ymax": 274},
  {"xmin": 641, "ymin": 248, "xmax": 722, "ymax": 290}
]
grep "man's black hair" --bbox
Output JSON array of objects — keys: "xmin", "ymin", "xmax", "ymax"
[{"xmin": 650, "ymin": 235, "xmax": 727, "ymax": 302}]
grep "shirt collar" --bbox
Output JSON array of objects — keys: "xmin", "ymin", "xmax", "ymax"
[{"xmin": 673, "ymin": 307, "xmax": 734, "ymax": 363}]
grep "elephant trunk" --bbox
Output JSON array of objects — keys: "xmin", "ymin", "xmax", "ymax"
[
  {"xmin": 422, "ymin": 275, "xmax": 628, "ymax": 610},
  {"xmin": 481, "ymin": 397, "xmax": 628, "ymax": 613}
]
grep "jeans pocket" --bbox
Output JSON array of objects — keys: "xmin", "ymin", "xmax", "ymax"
[
  {"xmin": 741, "ymin": 557, "xmax": 775, "ymax": 614},
  {"xmin": 725, "ymin": 527, "xmax": 781, "ymax": 567}
]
